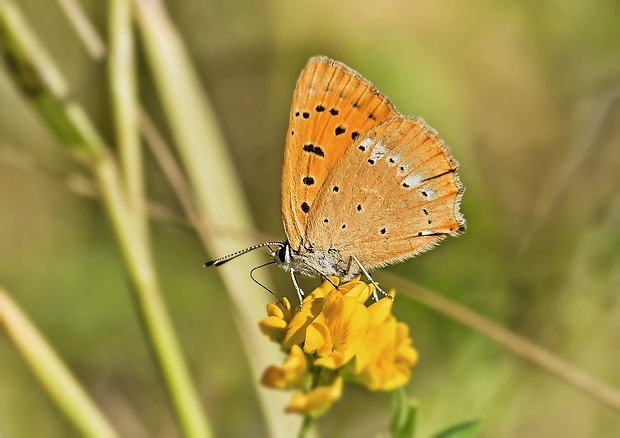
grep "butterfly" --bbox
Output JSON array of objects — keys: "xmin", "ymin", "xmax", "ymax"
[{"xmin": 206, "ymin": 56, "xmax": 465, "ymax": 303}]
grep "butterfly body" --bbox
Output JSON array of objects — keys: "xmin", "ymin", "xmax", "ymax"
[{"xmin": 273, "ymin": 241, "xmax": 350, "ymax": 279}]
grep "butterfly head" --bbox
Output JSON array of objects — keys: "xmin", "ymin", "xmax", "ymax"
[
  {"xmin": 273, "ymin": 242, "xmax": 291, "ymax": 265},
  {"xmin": 270, "ymin": 241, "xmax": 313, "ymax": 275}
]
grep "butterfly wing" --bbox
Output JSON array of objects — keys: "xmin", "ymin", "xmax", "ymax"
[
  {"xmin": 281, "ymin": 56, "xmax": 398, "ymax": 249},
  {"xmin": 305, "ymin": 116, "xmax": 465, "ymax": 271}
]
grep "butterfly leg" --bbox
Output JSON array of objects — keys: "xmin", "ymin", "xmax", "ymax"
[
  {"xmin": 321, "ymin": 275, "xmax": 339, "ymax": 289},
  {"xmin": 348, "ymin": 254, "xmax": 392, "ymax": 301},
  {"xmin": 290, "ymin": 269, "xmax": 306, "ymax": 307}
]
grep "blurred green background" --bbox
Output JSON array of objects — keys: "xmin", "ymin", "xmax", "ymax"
[{"xmin": 1, "ymin": 0, "xmax": 620, "ymax": 437}]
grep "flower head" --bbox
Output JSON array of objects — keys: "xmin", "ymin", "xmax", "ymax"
[{"xmin": 258, "ymin": 278, "xmax": 418, "ymax": 416}]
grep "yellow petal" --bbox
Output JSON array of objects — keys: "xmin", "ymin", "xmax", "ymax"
[
  {"xmin": 371, "ymin": 365, "xmax": 410, "ymax": 391},
  {"xmin": 314, "ymin": 350, "xmax": 346, "ymax": 369},
  {"xmin": 285, "ymin": 377, "xmax": 343, "ymax": 417},
  {"xmin": 316, "ymin": 277, "xmax": 340, "ymax": 294},
  {"xmin": 282, "ymin": 295, "xmax": 325, "ymax": 349},
  {"xmin": 322, "ymin": 291, "xmax": 368, "ymax": 364},
  {"xmin": 266, "ymin": 297, "xmax": 291, "ymax": 320},
  {"xmin": 398, "ymin": 346, "xmax": 419, "ymax": 366},
  {"xmin": 259, "ymin": 298, "xmax": 294, "ymax": 344},
  {"xmin": 351, "ymin": 340, "xmax": 371, "ymax": 374},
  {"xmin": 339, "ymin": 280, "xmax": 374, "ymax": 303},
  {"xmin": 260, "ymin": 345, "xmax": 308, "ymax": 389},
  {"xmin": 395, "ymin": 322, "xmax": 419, "ymax": 366},
  {"xmin": 303, "ymin": 322, "xmax": 331, "ymax": 355},
  {"xmin": 367, "ymin": 297, "xmax": 393, "ymax": 327},
  {"xmin": 258, "ymin": 315, "xmax": 289, "ymax": 342}
]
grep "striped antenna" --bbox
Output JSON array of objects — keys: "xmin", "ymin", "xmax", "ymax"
[{"xmin": 204, "ymin": 242, "xmax": 284, "ymax": 267}]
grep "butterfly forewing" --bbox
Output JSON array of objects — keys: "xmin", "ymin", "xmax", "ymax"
[
  {"xmin": 281, "ymin": 56, "xmax": 398, "ymax": 249},
  {"xmin": 305, "ymin": 117, "xmax": 465, "ymax": 270}
]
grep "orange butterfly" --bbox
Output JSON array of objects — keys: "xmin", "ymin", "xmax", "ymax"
[{"xmin": 206, "ymin": 56, "xmax": 465, "ymax": 303}]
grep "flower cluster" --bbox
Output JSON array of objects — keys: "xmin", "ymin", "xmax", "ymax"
[{"xmin": 259, "ymin": 277, "xmax": 418, "ymax": 417}]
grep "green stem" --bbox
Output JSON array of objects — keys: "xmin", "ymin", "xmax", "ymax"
[
  {"xmin": 0, "ymin": 290, "xmax": 119, "ymax": 438},
  {"xmin": 109, "ymin": 0, "xmax": 146, "ymax": 232},
  {"xmin": 93, "ymin": 156, "xmax": 212, "ymax": 438},
  {"xmin": 298, "ymin": 415, "xmax": 315, "ymax": 438}
]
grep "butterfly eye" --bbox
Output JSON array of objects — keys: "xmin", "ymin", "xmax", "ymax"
[{"xmin": 277, "ymin": 245, "xmax": 290, "ymax": 263}]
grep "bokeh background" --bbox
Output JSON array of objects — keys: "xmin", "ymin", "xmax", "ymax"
[{"xmin": 1, "ymin": 0, "xmax": 620, "ymax": 437}]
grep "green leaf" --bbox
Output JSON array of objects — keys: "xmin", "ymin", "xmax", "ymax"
[
  {"xmin": 432, "ymin": 419, "xmax": 481, "ymax": 438},
  {"xmin": 389, "ymin": 388, "xmax": 417, "ymax": 438}
]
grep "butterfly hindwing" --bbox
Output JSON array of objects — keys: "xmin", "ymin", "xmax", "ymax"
[
  {"xmin": 281, "ymin": 56, "xmax": 398, "ymax": 249},
  {"xmin": 305, "ymin": 116, "xmax": 465, "ymax": 270}
]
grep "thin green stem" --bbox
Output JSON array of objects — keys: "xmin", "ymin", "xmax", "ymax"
[
  {"xmin": 93, "ymin": 157, "xmax": 212, "ymax": 438},
  {"xmin": 57, "ymin": 0, "xmax": 106, "ymax": 60},
  {"xmin": 0, "ymin": 290, "xmax": 119, "ymax": 438},
  {"xmin": 109, "ymin": 0, "xmax": 146, "ymax": 231},
  {"xmin": 298, "ymin": 415, "xmax": 315, "ymax": 438}
]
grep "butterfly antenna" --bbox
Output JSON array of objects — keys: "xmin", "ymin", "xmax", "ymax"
[
  {"xmin": 250, "ymin": 261, "xmax": 280, "ymax": 301},
  {"xmin": 204, "ymin": 242, "xmax": 284, "ymax": 267}
]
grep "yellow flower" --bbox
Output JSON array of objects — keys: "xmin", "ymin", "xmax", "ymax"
[
  {"xmin": 258, "ymin": 278, "xmax": 417, "ymax": 416},
  {"xmin": 282, "ymin": 277, "xmax": 374, "ymax": 349}
]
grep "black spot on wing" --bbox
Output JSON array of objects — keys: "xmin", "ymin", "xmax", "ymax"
[{"xmin": 303, "ymin": 144, "xmax": 324, "ymax": 157}]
